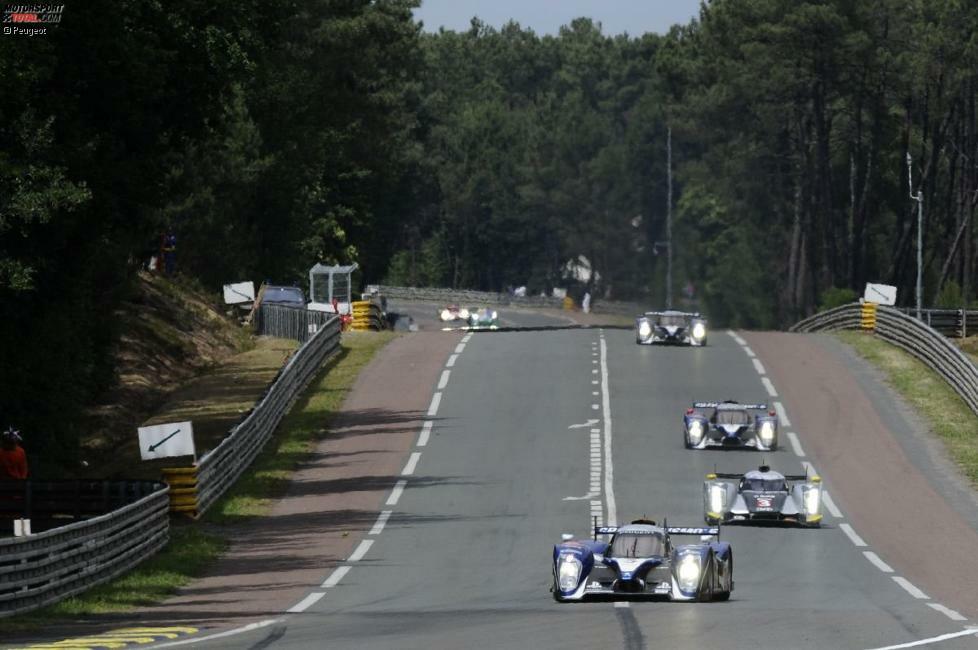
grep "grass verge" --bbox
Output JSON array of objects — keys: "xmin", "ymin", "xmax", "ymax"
[
  {"xmin": 836, "ymin": 330, "xmax": 978, "ymax": 487},
  {"xmin": 8, "ymin": 331, "xmax": 397, "ymax": 630}
]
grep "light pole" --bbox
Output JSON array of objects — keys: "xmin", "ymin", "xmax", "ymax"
[
  {"xmin": 666, "ymin": 126, "xmax": 673, "ymax": 309},
  {"xmin": 906, "ymin": 152, "xmax": 924, "ymax": 319}
]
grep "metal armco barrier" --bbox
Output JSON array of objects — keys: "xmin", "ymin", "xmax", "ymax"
[
  {"xmin": 165, "ymin": 314, "xmax": 342, "ymax": 517},
  {"xmin": 791, "ymin": 303, "xmax": 978, "ymax": 417},
  {"xmin": 351, "ymin": 300, "xmax": 384, "ymax": 331},
  {"xmin": 0, "ymin": 480, "xmax": 169, "ymax": 618},
  {"xmin": 376, "ymin": 285, "xmax": 645, "ymax": 317},
  {"xmin": 895, "ymin": 308, "xmax": 978, "ymax": 338},
  {"xmin": 256, "ymin": 303, "xmax": 333, "ymax": 343}
]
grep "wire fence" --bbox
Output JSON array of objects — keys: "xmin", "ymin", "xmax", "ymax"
[{"xmin": 255, "ymin": 303, "xmax": 334, "ymax": 343}]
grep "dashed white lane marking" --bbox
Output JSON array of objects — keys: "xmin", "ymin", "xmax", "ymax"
[
  {"xmin": 592, "ymin": 369, "xmax": 598, "ymax": 374},
  {"xmin": 454, "ymin": 343, "xmax": 466, "ymax": 354},
  {"xmin": 592, "ymin": 391, "xmax": 599, "ymax": 396},
  {"xmin": 348, "ymin": 539, "xmax": 374, "ymax": 563},
  {"xmin": 864, "ymin": 628, "xmax": 978, "ymax": 650},
  {"xmin": 322, "ymin": 565, "xmax": 351, "ymax": 588},
  {"xmin": 927, "ymin": 603, "xmax": 967, "ymax": 622},
  {"xmin": 773, "ymin": 401, "xmax": 791, "ymax": 426},
  {"xmin": 892, "ymin": 576, "xmax": 929, "ymax": 600},
  {"xmin": 591, "ymin": 403, "xmax": 599, "ymax": 410},
  {"xmin": 437, "ymin": 370, "xmax": 451, "ymax": 389},
  {"xmin": 446, "ymin": 353, "xmax": 458, "ymax": 367},
  {"xmin": 761, "ymin": 376, "xmax": 778, "ymax": 397},
  {"xmin": 370, "ymin": 510, "xmax": 392, "ymax": 535},
  {"xmin": 728, "ymin": 330, "xmax": 747, "ymax": 346},
  {"xmin": 863, "ymin": 551, "xmax": 894, "ymax": 573},
  {"xmin": 752, "ymin": 358, "xmax": 766, "ymax": 375},
  {"xmin": 386, "ymin": 480, "xmax": 407, "ymax": 506},
  {"xmin": 288, "ymin": 591, "xmax": 325, "ymax": 613},
  {"xmin": 614, "ymin": 601, "xmax": 630, "ymax": 608},
  {"xmin": 839, "ymin": 523, "xmax": 867, "ymax": 547},
  {"xmin": 427, "ymin": 392, "xmax": 442, "ymax": 416},
  {"xmin": 822, "ymin": 490, "xmax": 843, "ymax": 518},
  {"xmin": 743, "ymin": 346, "xmax": 757, "ymax": 358},
  {"xmin": 786, "ymin": 432, "xmax": 805, "ymax": 457},
  {"xmin": 154, "ymin": 619, "xmax": 282, "ymax": 648},
  {"xmin": 591, "ymin": 380, "xmax": 598, "ymax": 385},
  {"xmin": 599, "ymin": 335, "xmax": 618, "ymax": 526},
  {"xmin": 401, "ymin": 452, "xmax": 421, "ymax": 476},
  {"xmin": 417, "ymin": 420, "xmax": 432, "ymax": 447}
]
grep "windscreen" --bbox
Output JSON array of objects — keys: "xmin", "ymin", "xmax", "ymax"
[
  {"xmin": 742, "ymin": 478, "xmax": 787, "ymax": 492},
  {"xmin": 657, "ymin": 314, "xmax": 688, "ymax": 327},
  {"xmin": 713, "ymin": 409, "xmax": 750, "ymax": 425},
  {"xmin": 609, "ymin": 532, "xmax": 664, "ymax": 558}
]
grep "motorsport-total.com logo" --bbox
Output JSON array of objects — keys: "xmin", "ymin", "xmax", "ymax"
[{"xmin": 3, "ymin": 3, "xmax": 64, "ymax": 36}]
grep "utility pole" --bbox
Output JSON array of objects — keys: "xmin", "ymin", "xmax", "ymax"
[
  {"xmin": 906, "ymin": 152, "xmax": 924, "ymax": 319},
  {"xmin": 666, "ymin": 126, "xmax": 673, "ymax": 309}
]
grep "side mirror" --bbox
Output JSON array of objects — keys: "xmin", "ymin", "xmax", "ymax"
[{"xmin": 561, "ymin": 533, "xmax": 574, "ymax": 542}]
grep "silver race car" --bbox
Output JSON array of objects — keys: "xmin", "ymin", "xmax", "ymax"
[
  {"xmin": 635, "ymin": 310, "xmax": 707, "ymax": 346},
  {"xmin": 703, "ymin": 465, "xmax": 822, "ymax": 527},
  {"xmin": 551, "ymin": 519, "xmax": 733, "ymax": 602},
  {"xmin": 683, "ymin": 400, "xmax": 778, "ymax": 450}
]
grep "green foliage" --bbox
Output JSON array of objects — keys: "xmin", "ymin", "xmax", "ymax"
[
  {"xmin": 935, "ymin": 281, "xmax": 965, "ymax": 308},
  {"xmin": 819, "ymin": 287, "xmax": 859, "ymax": 312}
]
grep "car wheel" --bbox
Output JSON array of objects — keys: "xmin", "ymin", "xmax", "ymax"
[
  {"xmin": 715, "ymin": 554, "xmax": 732, "ymax": 601},
  {"xmin": 552, "ymin": 581, "xmax": 567, "ymax": 603},
  {"xmin": 698, "ymin": 553, "xmax": 715, "ymax": 602}
]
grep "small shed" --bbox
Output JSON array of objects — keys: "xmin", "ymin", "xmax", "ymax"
[{"xmin": 308, "ymin": 263, "xmax": 359, "ymax": 306}]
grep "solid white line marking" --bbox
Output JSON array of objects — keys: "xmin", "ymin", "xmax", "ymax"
[
  {"xmin": 927, "ymin": 603, "xmax": 967, "ymax": 622},
  {"xmin": 863, "ymin": 628, "xmax": 978, "ymax": 650},
  {"xmin": 839, "ymin": 523, "xmax": 867, "ymax": 547},
  {"xmin": 427, "ymin": 392, "xmax": 442, "ymax": 416},
  {"xmin": 370, "ymin": 510, "xmax": 392, "ymax": 535},
  {"xmin": 773, "ymin": 401, "xmax": 791, "ymax": 426},
  {"xmin": 386, "ymin": 480, "xmax": 407, "ymax": 506},
  {"xmin": 761, "ymin": 377, "xmax": 777, "ymax": 397},
  {"xmin": 743, "ymin": 346, "xmax": 757, "ymax": 358},
  {"xmin": 401, "ymin": 452, "xmax": 421, "ymax": 476},
  {"xmin": 822, "ymin": 490, "xmax": 843, "ymax": 518},
  {"xmin": 893, "ymin": 576, "xmax": 929, "ymax": 600},
  {"xmin": 322, "ymin": 565, "xmax": 351, "ymax": 588},
  {"xmin": 727, "ymin": 330, "xmax": 747, "ymax": 346},
  {"xmin": 288, "ymin": 591, "xmax": 325, "ymax": 613},
  {"xmin": 614, "ymin": 601, "xmax": 630, "ymax": 608},
  {"xmin": 446, "ymin": 353, "xmax": 458, "ymax": 367},
  {"xmin": 417, "ymin": 420, "xmax": 432, "ymax": 447},
  {"xmin": 348, "ymin": 539, "xmax": 374, "ymax": 563},
  {"xmin": 752, "ymin": 359, "xmax": 766, "ymax": 375},
  {"xmin": 437, "ymin": 370, "xmax": 451, "ymax": 389},
  {"xmin": 600, "ymin": 337, "xmax": 617, "ymax": 526},
  {"xmin": 786, "ymin": 432, "xmax": 805, "ymax": 457},
  {"xmin": 455, "ymin": 343, "xmax": 466, "ymax": 354},
  {"xmin": 153, "ymin": 619, "xmax": 282, "ymax": 647},
  {"xmin": 863, "ymin": 551, "xmax": 894, "ymax": 573}
]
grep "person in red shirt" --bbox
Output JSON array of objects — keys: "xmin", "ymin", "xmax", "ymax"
[{"xmin": 0, "ymin": 428, "xmax": 28, "ymax": 479}]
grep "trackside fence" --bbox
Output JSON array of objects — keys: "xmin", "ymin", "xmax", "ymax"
[
  {"xmin": 790, "ymin": 303, "xmax": 978, "ymax": 417},
  {"xmin": 0, "ymin": 480, "xmax": 169, "ymax": 618}
]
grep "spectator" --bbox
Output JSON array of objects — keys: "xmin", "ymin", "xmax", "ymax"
[
  {"xmin": 162, "ymin": 231, "xmax": 177, "ymax": 275},
  {"xmin": 0, "ymin": 428, "xmax": 28, "ymax": 479},
  {"xmin": 582, "ymin": 291, "xmax": 592, "ymax": 314}
]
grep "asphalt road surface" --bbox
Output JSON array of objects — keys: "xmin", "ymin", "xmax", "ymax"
[{"xmin": 180, "ymin": 327, "xmax": 978, "ymax": 650}]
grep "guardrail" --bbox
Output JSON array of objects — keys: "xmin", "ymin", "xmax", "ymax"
[
  {"xmin": 375, "ymin": 285, "xmax": 645, "ymax": 317},
  {"xmin": 791, "ymin": 303, "xmax": 978, "ymax": 416},
  {"xmin": 165, "ymin": 313, "xmax": 342, "ymax": 516},
  {"xmin": 351, "ymin": 299, "xmax": 385, "ymax": 331},
  {"xmin": 894, "ymin": 308, "xmax": 978, "ymax": 338},
  {"xmin": 0, "ymin": 480, "xmax": 169, "ymax": 618},
  {"xmin": 256, "ymin": 303, "xmax": 333, "ymax": 343}
]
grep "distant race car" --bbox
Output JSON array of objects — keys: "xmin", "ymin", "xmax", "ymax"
[
  {"xmin": 683, "ymin": 400, "xmax": 778, "ymax": 450},
  {"xmin": 551, "ymin": 519, "xmax": 733, "ymax": 602},
  {"xmin": 635, "ymin": 310, "xmax": 707, "ymax": 346},
  {"xmin": 704, "ymin": 465, "xmax": 822, "ymax": 527},
  {"xmin": 467, "ymin": 307, "xmax": 499, "ymax": 329},
  {"xmin": 439, "ymin": 305, "xmax": 471, "ymax": 322}
]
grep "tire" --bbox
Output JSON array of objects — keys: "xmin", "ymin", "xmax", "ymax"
[
  {"xmin": 698, "ymin": 553, "xmax": 715, "ymax": 602},
  {"xmin": 715, "ymin": 554, "xmax": 733, "ymax": 601},
  {"xmin": 552, "ymin": 577, "xmax": 566, "ymax": 603}
]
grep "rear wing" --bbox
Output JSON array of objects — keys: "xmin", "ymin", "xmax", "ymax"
[
  {"xmin": 693, "ymin": 401, "xmax": 767, "ymax": 410},
  {"xmin": 594, "ymin": 526, "xmax": 618, "ymax": 538},
  {"xmin": 706, "ymin": 472, "xmax": 820, "ymax": 483},
  {"xmin": 666, "ymin": 526, "xmax": 719, "ymax": 536}
]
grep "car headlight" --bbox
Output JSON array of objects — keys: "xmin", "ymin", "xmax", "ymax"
[
  {"xmin": 692, "ymin": 322, "xmax": 706, "ymax": 340},
  {"xmin": 440, "ymin": 309, "xmax": 451, "ymax": 321},
  {"xmin": 803, "ymin": 486, "xmax": 821, "ymax": 515},
  {"xmin": 491, "ymin": 310, "xmax": 498, "ymax": 320},
  {"xmin": 709, "ymin": 484, "xmax": 725, "ymax": 514},
  {"xmin": 758, "ymin": 421, "xmax": 775, "ymax": 444},
  {"xmin": 460, "ymin": 308, "xmax": 470, "ymax": 320},
  {"xmin": 558, "ymin": 557, "xmax": 582, "ymax": 591},
  {"xmin": 677, "ymin": 554, "xmax": 701, "ymax": 591},
  {"xmin": 638, "ymin": 321, "xmax": 652, "ymax": 338},
  {"xmin": 688, "ymin": 420, "xmax": 704, "ymax": 444}
]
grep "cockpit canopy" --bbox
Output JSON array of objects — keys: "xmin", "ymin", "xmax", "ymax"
[
  {"xmin": 655, "ymin": 313, "xmax": 688, "ymax": 327},
  {"xmin": 712, "ymin": 408, "xmax": 750, "ymax": 426},
  {"xmin": 608, "ymin": 531, "xmax": 665, "ymax": 558},
  {"xmin": 741, "ymin": 477, "xmax": 787, "ymax": 492}
]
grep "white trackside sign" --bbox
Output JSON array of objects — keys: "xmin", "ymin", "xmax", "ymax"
[
  {"xmin": 138, "ymin": 421, "xmax": 196, "ymax": 461},
  {"xmin": 863, "ymin": 283, "xmax": 897, "ymax": 306}
]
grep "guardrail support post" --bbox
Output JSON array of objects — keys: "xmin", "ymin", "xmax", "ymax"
[{"xmin": 860, "ymin": 302, "xmax": 877, "ymax": 331}]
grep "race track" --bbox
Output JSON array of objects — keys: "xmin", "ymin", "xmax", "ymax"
[{"xmin": 181, "ymin": 326, "xmax": 978, "ymax": 650}]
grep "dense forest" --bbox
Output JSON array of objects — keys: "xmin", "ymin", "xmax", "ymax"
[{"xmin": 3, "ymin": 0, "xmax": 978, "ymax": 464}]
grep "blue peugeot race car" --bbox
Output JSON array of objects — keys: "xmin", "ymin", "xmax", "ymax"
[
  {"xmin": 551, "ymin": 519, "xmax": 733, "ymax": 602},
  {"xmin": 635, "ymin": 310, "xmax": 707, "ymax": 346},
  {"xmin": 683, "ymin": 400, "xmax": 778, "ymax": 450}
]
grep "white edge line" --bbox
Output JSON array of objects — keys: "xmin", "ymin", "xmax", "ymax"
[
  {"xmin": 454, "ymin": 343, "xmax": 466, "ymax": 354},
  {"xmin": 773, "ymin": 401, "xmax": 791, "ymax": 427},
  {"xmin": 402, "ymin": 451, "xmax": 421, "ymax": 476},
  {"xmin": 786, "ymin": 432, "xmax": 805, "ymax": 458},
  {"xmin": 386, "ymin": 479, "xmax": 407, "ymax": 505},
  {"xmin": 863, "ymin": 551, "xmax": 894, "ymax": 573},
  {"xmin": 822, "ymin": 490, "xmax": 843, "ymax": 518},
  {"xmin": 152, "ymin": 618, "xmax": 282, "ymax": 647},
  {"xmin": 348, "ymin": 539, "xmax": 374, "ymax": 563},
  {"xmin": 437, "ymin": 369, "xmax": 451, "ymax": 390},
  {"xmin": 417, "ymin": 421, "xmax": 432, "ymax": 447},
  {"xmin": 752, "ymin": 358, "xmax": 766, "ymax": 375},
  {"xmin": 427, "ymin": 392, "xmax": 442, "ymax": 416},
  {"xmin": 761, "ymin": 376, "xmax": 778, "ymax": 397},
  {"xmin": 839, "ymin": 522, "xmax": 867, "ymax": 547},
  {"xmin": 600, "ymin": 337, "xmax": 617, "ymax": 526},
  {"xmin": 287, "ymin": 591, "xmax": 325, "ymax": 613},
  {"xmin": 892, "ymin": 576, "xmax": 929, "ymax": 600},
  {"xmin": 322, "ymin": 564, "xmax": 351, "ymax": 588},
  {"xmin": 927, "ymin": 603, "xmax": 967, "ymax": 622},
  {"xmin": 446, "ymin": 353, "xmax": 458, "ymax": 367},
  {"xmin": 864, "ymin": 628, "xmax": 978, "ymax": 650},
  {"xmin": 370, "ymin": 510, "xmax": 392, "ymax": 536}
]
